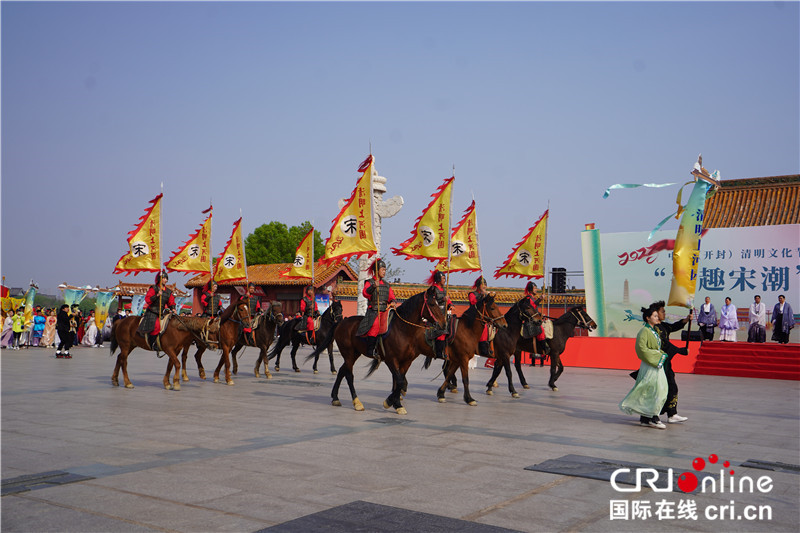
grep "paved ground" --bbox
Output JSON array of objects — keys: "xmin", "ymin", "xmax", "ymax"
[{"xmin": 1, "ymin": 344, "xmax": 798, "ymax": 532}]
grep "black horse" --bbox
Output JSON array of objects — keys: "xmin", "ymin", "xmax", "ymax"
[
  {"xmin": 267, "ymin": 299, "xmax": 343, "ymax": 373},
  {"xmin": 480, "ymin": 296, "xmax": 540, "ymax": 398},
  {"xmin": 497, "ymin": 306, "xmax": 596, "ymax": 392}
]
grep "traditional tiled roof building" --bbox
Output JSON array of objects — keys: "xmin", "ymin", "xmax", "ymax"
[{"xmin": 702, "ymin": 174, "xmax": 800, "ymax": 228}]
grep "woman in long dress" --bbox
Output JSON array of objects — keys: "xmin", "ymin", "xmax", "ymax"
[
  {"xmin": 1, "ymin": 311, "xmax": 14, "ymax": 348},
  {"xmin": 620, "ymin": 306, "xmax": 669, "ymax": 429},
  {"xmin": 42, "ymin": 309, "xmax": 57, "ymax": 347},
  {"xmin": 81, "ymin": 313, "xmax": 98, "ymax": 346},
  {"xmin": 719, "ymin": 297, "xmax": 739, "ymax": 342}
]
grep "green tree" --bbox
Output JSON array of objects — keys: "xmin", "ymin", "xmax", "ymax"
[{"xmin": 245, "ymin": 221, "xmax": 325, "ymax": 265}]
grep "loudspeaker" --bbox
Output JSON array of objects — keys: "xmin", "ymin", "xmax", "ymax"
[
  {"xmin": 551, "ymin": 267, "xmax": 567, "ymax": 294},
  {"xmin": 681, "ymin": 330, "xmax": 703, "ymax": 341}
]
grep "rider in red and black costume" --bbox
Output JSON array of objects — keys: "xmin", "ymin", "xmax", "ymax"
[
  {"xmin": 470, "ymin": 275, "xmax": 493, "ymax": 356},
  {"xmin": 524, "ymin": 281, "xmax": 549, "ymax": 356},
  {"xmin": 138, "ymin": 271, "xmax": 176, "ymax": 350},
  {"xmin": 200, "ymin": 280, "xmax": 221, "ymax": 317},
  {"xmin": 426, "ymin": 270, "xmax": 454, "ymax": 359},
  {"xmin": 297, "ymin": 285, "xmax": 319, "ymax": 341},
  {"xmin": 356, "ymin": 258, "xmax": 396, "ymax": 359}
]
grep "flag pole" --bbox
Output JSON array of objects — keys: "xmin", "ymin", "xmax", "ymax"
[
  {"xmin": 159, "ymin": 183, "xmax": 164, "ymax": 330},
  {"xmin": 444, "ymin": 167, "xmax": 454, "ymax": 303},
  {"xmin": 209, "ymin": 199, "xmax": 213, "ymax": 286},
  {"xmin": 241, "ymin": 209, "xmax": 249, "ymax": 292},
  {"xmin": 544, "ymin": 200, "xmax": 551, "ymax": 316},
  {"xmin": 311, "ymin": 221, "xmax": 315, "ymax": 289},
  {"xmin": 472, "ymin": 191, "xmax": 484, "ymax": 281}
]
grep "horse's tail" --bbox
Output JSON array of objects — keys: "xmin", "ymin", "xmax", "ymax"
[
  {"xmin": 422, "ymin": 356, "xmax": 433, "ymax": 370},
  {"xmin": 303, "ymin": 321, "xmax": 339, "ymax": 364},
  {"xmin": 266, "ymin": 321, "xmax": 291, "ymax": 360},
  {"xmin": 109, "ymin": 320, "xmax": 119, "ymax": 356},
  {"xmin": 364, "ymin": 357, "xmax": 381, "ymax": 379}
]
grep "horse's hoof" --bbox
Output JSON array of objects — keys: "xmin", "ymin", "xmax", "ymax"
[
  {"xmin": 512, "ymin": 392, "xmax": 520, "ymax": 399},
  {"xmin": 232, "ymin": 370, "xmax": 238, "ymax": 376},
  {"xmin": 199, "ymin": 372, "xmax": 206, "ymax": 380},
  {"xmin": 396, "ymin": 407, "xmax": 408, "ymax": 415},
  {"xmin": 383, "ymin": 400, "xmax": 391, "ymax": 409},
  {"xmin": 213, "ymin": 377, "xmax": 220, "ymax": 383},
  {"xmin": 314, "ymin": 370, "xmax": 319, "ymax": 374},
  {"xmin": 265, "ymin": 372, "xmax": 272, "ymax": 379},
  {"xmin": 468, "ymin": 400, "xmax": 478, "ymax": 406},
  {"xmin": 294, "ymin": 368, "xmax": 301, "ymax": 373},
  {"xmin": 523, "ymin": 384, "xmax": 530, "ymax": 389},
  {"xmin": 438, "ymin": 397, "xmax": 447, "ymax": 403},
  {"xmin": 125, "ymin": 383, "xmax": 134, "ymax": 389},
  {"xmin": 182, "ymin": 376, "xmax": 189, "ymax": 382},
  {"xmin": 551, "ymin": 386, "xmax": 558, "ymax": 392},
  {"xmin": 353, "ymin": 398, "xmax": 365, "ymax": 411},
  {"xmin": 174, "ymin": 383, "xmax": 181, "ymax": 391},
  {"xmin": 493, "ymin": 381, "xmax": 499, "ymax": 388},
  {"xmin": 111, "ymin": 379, "xmax": 119, "ymax": 387},
  {"xmin": 165, "ymin": 384, "xmax": 173, "ymax": 390},
  {"xmin": 274, "ymin": 366, "xmax": 280, "ymax": 372},
  {"xmin": 254, "ymin": 370, "xmax": 260, "ymax": 378},
  {"xmin": 331, "ymin": 370, "xmax": 337, "ymax": 375},
  {"xmin": 486, "ymin": 390, "xmax": 494, "ymax": 396},
  {"xmin": 227, "ymin": 380, "xmax": 234, "ymax": 386},
  {"xmin": 332, "ymin": 399, "xmax": 342, "ymax": 407}
]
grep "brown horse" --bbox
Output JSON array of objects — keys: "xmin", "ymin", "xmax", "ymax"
[
  {"xmin": 169, "ymin": 294, "xmax": 254, "ymax": 385},
  {"xmin": 306, "ymin": 286, "xmax": 445, "ymax": 414},
  {"xmin": 109, "ymin": 313, "xmax": 209, "ymax": 390},
  {"xmin": 508, "ymin": 306, "xmax": 596, "ymax": 391},
  {"xmin": 426, "ymin": 293, "xmax": 507, "ymax": 406}
]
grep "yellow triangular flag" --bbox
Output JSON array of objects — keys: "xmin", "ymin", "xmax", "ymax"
[
  {"xmin": 320, "ymin": 155, "xmax": 377, "ymax": 265},
  {"xmin": 392, "ymin": 177, "xmax": 453, "ymax": 262},
  {"xmin": 213, "ymin": 218, "xmax": 247, "ymax": 283},
  {"xmin": 494, "ymin": 210, "xmax": 548, "ymax": 279},
  {"xmin": 281, "ymin": 227, "xmax": 315, "ymax": 279},
  {"xmin": 437, "ymin": 200, "xmax": 481, "ymax": 273},
  {"xmin": 114, "ymin": 193, "xmax": 163, "ymax": 275},
  {"xmin": 165, "ymin": 207, "xmax": 212, "ymax": 275}
]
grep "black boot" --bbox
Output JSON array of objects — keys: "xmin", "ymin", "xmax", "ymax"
[
  {"xmin": 478, "ymin": 341, "xmax": 492, "ymax": 357},
  {"xmin": 435, "ymin": 339, "xmax": 446, "ymax": 360},
  {"xmin": 364, "ymin": 336, "xmax": 378, "ymax": 359},
  {"xmin": 148, "ymin": 334, "xmax": 159, "ymax": 351}
]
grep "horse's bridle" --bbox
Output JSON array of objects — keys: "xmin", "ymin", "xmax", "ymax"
[
  {"xmin": 569, "ymin": 308, "xmax": 595, "ymax": 331},
  {"xmin": 392, "ymin": 289, "xmax": 443, "ymax": 330},
  {"xmin": 476, "ymin": 298, "xmax": 506, "ymax": 325}
]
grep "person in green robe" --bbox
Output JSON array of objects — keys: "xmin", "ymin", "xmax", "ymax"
[{"xmin": 620, "ymin": 305, "xmax": 669, "ymax": 429}]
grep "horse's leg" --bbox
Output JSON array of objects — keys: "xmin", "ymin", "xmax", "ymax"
[
  {"xmin": 514, "ymin": 349, "xmax": 529, "ymax": 389},
  {"xmin": 180, "ymin": 345, "xmax": 190, "ymax": 382},
  {"xmin": 194, "ymin": 345, "xmax": 207, "ymax": 380},
  {"xmin": 343, "ymin": 360, "xmax": 364, "ymax": 411},
  {"xmin": 328, "ymin": 344, "xmax": 336, "ymax": 374},
  {"xmin": 163, "ymin": 348, "xmax": 181, "ymax": 391},
  {"xmin": 112, "ymin": 351, "xmax": 123, "ymax": 387},
  {"xmin": 231, "ymin": 344, "xmax": 240, "ymax": 375},
  {"xmin": 437, "ymin": 358, "xmax": 460, "ymax": 403},
  {"xmin": 382, "ymin": 360, "xmax": 407, "ymax": 415},
  {"xmin": 503, "ymin": 358, "xmax": 520, "ymax": 398},
  {"xmin": 255, "ymin": 347, "xmax": 272, "ymax": 378},
  {"xmin": 486, "ymin": 361, "xmax": 503, "ymax": 395},
  {"xmin": 290, "ymin": 339, "xmax": 300, "ymax": 372},
  {"xmin": 119, "ymin": 346, "xmax": 135, "ymax": 389},
  {"xmin": 213, "ymin": 351, "xmax": 224, "ymax": 383},
  {"xmin": 460, "ymin": 359, "xmax": 477, "ymax": 406},
  {"xmin": 223, "ymin": 345, "xmax": 234, "ymax": 385},
  {"xmin": 331, "ymin": 361, "xmax": 347, "ymax": 406},
  {"xmin": 548, "ymin": 352, "xmax": 561, "ymax": 391}
]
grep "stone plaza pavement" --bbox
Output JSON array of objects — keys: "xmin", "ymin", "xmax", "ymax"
[{"xmin": 1, "ymin": 345, "xmax": 798, "ymax": 532}]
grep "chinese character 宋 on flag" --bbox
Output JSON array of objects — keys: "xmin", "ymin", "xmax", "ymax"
[
  {"xmin": 392, "ymin": 176, "xmax": 453, "ymax": 262},
  {"xmin": 494, "ymin": 209, "xmax": 548, "ymax": 279},
  {"xmin": 164, "ymin": 206, "xmax": 212, "ymax": 275},
  {"xmin": 114, "ymin": 193, "xmax": 163, "ymax": 275},
  {"xmin": 213, "ymin": 217, "xmax": 247, "ymax": 283},
  {"xmin": 319, "ymin": 155, "xmax": 377, "ymax": 266},
  {"xmin": 437, "ymin": 200, "xmax": 481, "ymax": 273},
  {"xmin": 281, "ymin": 227, "xmax": 315, "ymax": 279}
]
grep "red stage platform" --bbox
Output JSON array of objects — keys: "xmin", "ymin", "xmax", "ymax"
[{"xmin": 560, "ymin": 337, "xmax": 799, "ymax": 380}]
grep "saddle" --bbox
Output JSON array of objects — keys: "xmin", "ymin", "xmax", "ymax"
[
  {"xmin": 424, "ymin": 314, "xmax": 458, "ymax": 348},
  {"xmin": 201, "ymin": 317, "xmax": 220, "ymax": 350},
  {"xmin": 543, "ymin": 318, "xmax": 554, "ymax": 339},
  {"xmin": 521, "ymin": 319, "xmax": 542, "ymax": 339}
]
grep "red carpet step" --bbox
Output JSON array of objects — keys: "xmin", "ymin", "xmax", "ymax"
[{"xmin": 694, "ymin": 341, "xmax": 800, "ymax": 380}]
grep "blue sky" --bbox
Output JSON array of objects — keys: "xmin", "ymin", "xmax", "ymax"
[{"xmin": 2, "ymin": 1, "xmax": 798, "ymax": 296}]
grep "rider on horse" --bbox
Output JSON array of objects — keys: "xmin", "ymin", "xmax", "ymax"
[
  {"xmin": 295, "ymin": 285, "xmax": 320, "ymax": 342},
  {"xmin": 356, "ymin": 258, "xmax": 396, "ymax": 359},
  {"xmin": 138, "ymin": 271, "xmax": 176, "ymax": 350},
  {"xmin": 523, "ymin": 281, "xmax": 549, "ymax": 355},
  {"xmin": 427, "ymin": 270, "xmax": 454, "ymax": 359},
  {"xmin": 200, "ymin": 280, "xmax": 221, "ymax": 317},
  {"xmin": 470, "ymin": 275, "xmax": 494, "ymax": 357}
]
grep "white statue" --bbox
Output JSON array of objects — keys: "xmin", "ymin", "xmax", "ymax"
[{"xmin": 339, "ymin": 160, "xmax": 403, "ymax": 314}]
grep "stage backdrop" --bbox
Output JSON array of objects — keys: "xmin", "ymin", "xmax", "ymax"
[{"xmin": 589, "ymin": 224, "xmax": 799, "ymax": 339}]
